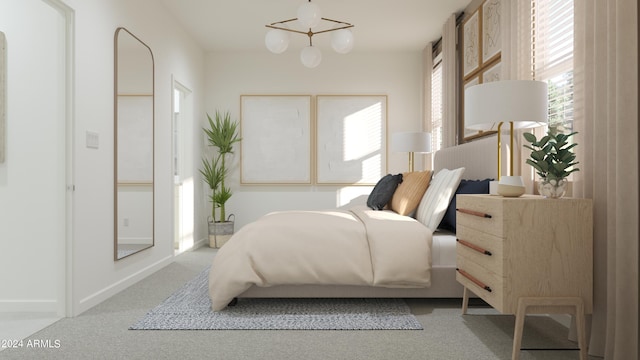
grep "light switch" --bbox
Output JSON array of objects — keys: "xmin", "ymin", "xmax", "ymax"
[{"xmin": 86, "ymin": 131, "xmax": 99, "ymax": 149}]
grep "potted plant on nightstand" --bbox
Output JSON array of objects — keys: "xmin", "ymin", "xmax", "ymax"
[
  {"xmin": 200, "ymin": 110, "xmax": 241, "ymax": 247},
  {"xmin": 523, "ymin": 128, "xmax": 579, "ymax": 198}
]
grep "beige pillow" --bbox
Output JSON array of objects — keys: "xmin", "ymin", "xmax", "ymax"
[{"xmin": 390, "ymin": 170, "xmax": 433, "ymax": 216}]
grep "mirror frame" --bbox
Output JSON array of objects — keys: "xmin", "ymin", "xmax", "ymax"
[{"xmin": 114, "ymin": 27, "xmax": 155, "ymax": 260}]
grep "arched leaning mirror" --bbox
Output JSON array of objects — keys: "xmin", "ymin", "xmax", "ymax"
[{"xmin": 114, "ymin": 27, "xmax": 154, "ymax": 260}]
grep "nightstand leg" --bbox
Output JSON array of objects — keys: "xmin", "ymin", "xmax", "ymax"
[
  {"xmin": 511, "ymin": 297, "xmax": 587, "ymax": 360},
  {"xmin": 574, "ymin": 301, "xmax": 587, "ymax": 360},
  {"xmin": 461, "ymin": 287, "xmax": 470, "ymax": 315},
  {"xmin": 512, "ymin": 299, "xmax": 527, "ymax": 360}
]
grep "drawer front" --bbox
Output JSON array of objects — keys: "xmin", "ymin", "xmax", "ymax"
[
  {"xmin": 456, "ymin": 195, "xmax": 504, "ymax": 237},
  {"xmin": 456, "ymin": 256, "xmax": 504, "ymax": 312},
  {"xmin": 456, "ymin": 225, "xmax": 503, "ymax": 276}
]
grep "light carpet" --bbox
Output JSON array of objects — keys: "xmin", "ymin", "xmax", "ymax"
[{"xmin": 130, "ymin": 268, "xmax": 423, "ymax": 331}]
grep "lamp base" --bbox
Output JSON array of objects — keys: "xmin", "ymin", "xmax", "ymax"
[{"xmin": 489, "ymin": 180, "xmax": 500, "ymax": 195}]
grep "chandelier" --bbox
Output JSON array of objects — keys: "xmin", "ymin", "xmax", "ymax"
[{"xmin": 265, "ymin": 0, "xmax": 355, "ymax": 68}]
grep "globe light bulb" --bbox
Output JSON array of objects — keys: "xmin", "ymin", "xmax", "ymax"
[
  {"xmin": 265, "ymin": 29, "xmax": 290, "ymax": 54},
  {"xmin": 297, "ymin": 2, "xmax": 322, "ymax": 29},
  {"xmin": 300, "ymin": 46, "xmax": 322, "ymax": 68},
  {"xmin": 331, "ymin": 29, "xmax": 354, "ymax": 54}
]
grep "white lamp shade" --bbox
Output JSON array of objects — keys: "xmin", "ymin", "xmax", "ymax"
[
  {"xmin": 391, "ymin": 132, "xmax": 432, "ymax": 153},
  {"xmin": 331, "ymin": 29, "xmax": 354, "ymax": 54},
  {"xmin": 300, "ymin": 46, "xmax": 322, "ymax": 68},
  {"xmin": 265, "ymin": 29, "xmax": 290, "ymax": 54},
  {"xmin": 464, "ymin": 80, "xmax": 548, "ymax": 131},
  {"xmin": 297, "ymin": 2, "xmax": 322, "ymax": 28}
]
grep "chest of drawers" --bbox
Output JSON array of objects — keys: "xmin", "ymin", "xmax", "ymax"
[{"xmin": 455, "ymin": 194, "xmax": 593, "ymax": 315}]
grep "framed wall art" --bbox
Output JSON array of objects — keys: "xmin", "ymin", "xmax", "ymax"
[
  {"xmin": 316, "ymin": 95, "xmax": 387, "ymax": 185},
  {"xmin": 240, "ymin": 95, "xmax": 312, "ymax": 184},
  {"xmin": 482, "ymin": 0, "xmax": 502, "ymax": 64},
  {"xmin": 460, "ymin": 0, "xmax": 503, "ymax": 143},
  {"xmin": 462, "ymin": 11, "xmax": 480, "ymax": 79},
  {"xmin": 482, "ymin": 60, "xmax": 502, "ymax": 83}
]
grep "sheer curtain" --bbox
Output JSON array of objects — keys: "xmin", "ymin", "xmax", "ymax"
[
  {"xmin": 423, "ymin": 43, "xmax": 434, "ymax": 170},
  {"xmin": 503, "ymin": 0, "xmax": 638, "ymax": 358},
  {"xmin": 441, "ymin": 14, "xmax": 457, "ymax": 148},
  {"xmin": 500, "ymin": 0, "xmax": 535, "ymax": 190},
  {"xmin": 501, "ymin": 0, "xmax": 531, "ymax": 80},
  {"xmin": 574, "ymin": 0, "xmax": 638, "ymax": 358}
]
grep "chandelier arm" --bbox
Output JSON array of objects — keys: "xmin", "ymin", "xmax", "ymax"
[
  {"xmin": 269, "ymin": 18, "xmax": 297, "ymax": 26},
  {"xmin": 265, "ymin": 24, "xmax": 309, "ymax": 36},
  {"xmin": 313, "ymin": 24, "xmax": 354, "ymax": 35},
  {"xmin": 321, "ymin": 18, "xmax": 353, "ymax": 26}
]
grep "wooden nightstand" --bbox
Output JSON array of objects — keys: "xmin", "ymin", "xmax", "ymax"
[{"xmin": 455, "ymin": 194, "xmax": 593, "ymax": 360}]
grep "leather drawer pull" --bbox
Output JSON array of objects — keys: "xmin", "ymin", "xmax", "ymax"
[
  {"xmin": 457, "ymin": 268, "xmax": 492, "ymax": 292},
  {"xmin": 457, "ymin": 208, "xmax": 492, "ymax": 218},
  {"xmin": 457, "ymin": 239, "xmax": 492, "ymax": 256}
]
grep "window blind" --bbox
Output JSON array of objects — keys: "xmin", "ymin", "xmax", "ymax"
[{"xmin": 532, "ymin": 0, "xmax": 574, "ymax": 129}]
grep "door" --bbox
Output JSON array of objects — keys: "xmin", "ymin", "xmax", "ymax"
[{"xmin": 172, "ymin": 80, "xmax": 194, "ymax": 253}]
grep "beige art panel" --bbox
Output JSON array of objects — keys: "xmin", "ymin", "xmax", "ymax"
[
  {"xmin": 316, "ymin": 95, "xmax": 387, "ymax": 185},
  {"xmin": 240, "ymin": 95, "xmax": 312, "ymax": 184}
]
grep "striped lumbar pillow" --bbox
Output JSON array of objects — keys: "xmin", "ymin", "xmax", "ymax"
[{"xmin": 415, "ymin": 167, "xmax": 465, "ymax": 232}]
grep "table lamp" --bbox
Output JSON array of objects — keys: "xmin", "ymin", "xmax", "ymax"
[
  {"xmin": 391, "ymin": 132, "xmax": 432, "ymax": 172},
  {"xmin": 464, "ymin": 80, "xmax": 548, "ymax": 194}
]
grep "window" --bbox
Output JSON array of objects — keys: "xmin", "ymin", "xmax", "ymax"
[
  {"xmin": 532, "ymin": 0, "xmax": 574, "ymax": 132},
  {"xmin": 431, "ymin": 53, "xmax": 443, "ymax": 152}
]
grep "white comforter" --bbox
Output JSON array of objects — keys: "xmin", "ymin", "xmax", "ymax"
[{"xmin": 208, "ymin": 205, "xmax": 432, "ymax": 311}]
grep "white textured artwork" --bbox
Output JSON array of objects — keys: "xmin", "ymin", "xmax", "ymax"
[
  {"xmin": 0, "ymin": 31, "xmax": 5, "ymax": 163},
  {"xmin": 240, "ymin": 95, "xmax": 312, "ymax": 184},
  {"xmin": 316, "ymin": 95, "xmax": 387, "ymax": 185}
]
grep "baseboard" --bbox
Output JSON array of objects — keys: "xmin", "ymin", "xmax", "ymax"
[
  {"xmin": 75, "ymin": 254, "xmax": 174, "ymax": 316},
  {"xmin": 0, "ymin": 300, "xmax": 58, "ymax": 313},
  {"xmin": 194, "ymin": 237, "xmax": 207, "ymax": 249}
]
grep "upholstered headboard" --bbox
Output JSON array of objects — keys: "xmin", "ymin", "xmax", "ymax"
[
  {"xmin": 433, "ymin": 135, "xmax": 499, "ymax": 180},
  {"xmin": 343, "ymin": 135, "xmax": 501, "ymax": 209}
]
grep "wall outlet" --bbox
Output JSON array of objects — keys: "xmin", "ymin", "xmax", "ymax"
[
  {"xmin": 86, "ymin": 131, "xmax": 99, "ymax": 149},
  {"xmin": 123, "ymin": 218, "xmax": 129, "ymax": 227}
]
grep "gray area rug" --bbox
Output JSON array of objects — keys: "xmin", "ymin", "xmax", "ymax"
[{"xmin": 130, "ymin": 268, "xmax": 423, "ymax": 330}]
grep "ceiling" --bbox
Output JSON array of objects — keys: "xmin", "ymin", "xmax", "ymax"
[{"xmin": 159, "ymin": 0, "xmax": 471, "ymax": 53}]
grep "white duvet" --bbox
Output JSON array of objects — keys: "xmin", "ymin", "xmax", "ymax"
[{"xmin": 208, "ymin": 205, "xmax": 432, "ymax": 311}]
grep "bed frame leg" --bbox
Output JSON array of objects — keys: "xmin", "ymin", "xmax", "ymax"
[{"xmin": 228, "ymin": 298, "xmax": 238, "ymax": 307}]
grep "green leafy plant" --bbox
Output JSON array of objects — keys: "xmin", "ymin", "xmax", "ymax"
[
  {"xmin": 199, "ymin": 111, "xmax": 241, "ymax": 222},
  {"xmin": 523, "ymin": 129, "xmax": 579, "ymax": 182}
]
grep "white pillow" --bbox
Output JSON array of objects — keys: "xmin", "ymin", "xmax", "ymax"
[{"xmin": 416, "ymin": 167, "xmax": 466, "ymax": 232}]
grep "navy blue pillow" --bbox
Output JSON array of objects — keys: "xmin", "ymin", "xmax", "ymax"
[
  {"xmin": 367, "ymin": 174, "xmax": 403, "ymax": 210},
  {"xmin": 438, "ymin": 178, "xmax": 492, "ymax": 232}
]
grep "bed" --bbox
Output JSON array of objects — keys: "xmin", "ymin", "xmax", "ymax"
[{"xmin": 208, "ymin": 136, "xmax": 498, "ymax": 311}]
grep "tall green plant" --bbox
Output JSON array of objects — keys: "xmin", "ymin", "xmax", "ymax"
[
  {"xmin": 199, "ymin": 111, "xmax": 241, "ymax": 222},
  {"xmin": 523, "ymin": 128, "xmax": 579, "ymax": 182}
]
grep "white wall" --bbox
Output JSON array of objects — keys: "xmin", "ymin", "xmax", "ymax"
[
  {"xmin": 204, "ymin": 50, "xmax": 425, "ymax": 230},
  {"xmin": 1, "ymin": 0, "xmax": 425, "ymax": 316},
  {"xmin": 59, "ymin": 0, "xmax": 205, "ymax": 315},
  {"xmin": 0, "ymin": 0, "xmax": 67, "ymax": 313}
]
